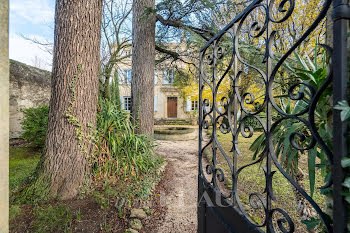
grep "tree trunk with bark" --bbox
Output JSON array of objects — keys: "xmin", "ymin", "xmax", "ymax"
[
  {"xmin": 131, "ymin": 0, "xmax": 155, "ymax": 135},
  {"xmin": 38, "ymin": 0, "xmax": 103, "ymax": 200}
]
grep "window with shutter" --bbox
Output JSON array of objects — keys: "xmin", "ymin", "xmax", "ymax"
[
  {"xmin": 154, "ymin": 70, "xmax": 157, "ymax": 85},
  {"xmin": 186, "ymin": 98, "xmax": 191, "ymax": 112},
  {"xmin": 163, "ymin": 69, "xmax": 174, "ymax": 84},
  {"xmin": 124, "ymin": 70, "xmax": 131, "ymax": 84},
  {"xmin": 191, "ymin": 100, "xmax": 199, "ymax": 111},
  {"xmin": 123, "ymin": 96, "xmax": 131, "ymax": 111},
  {"xmin": 120, "ymin": 96, "xmax": 124, "ymax": 109},
  {"xmin": 154, "ymin": 95, "xmax": 157, "ymax": 112}
]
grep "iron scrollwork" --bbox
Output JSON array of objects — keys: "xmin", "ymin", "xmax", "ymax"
[{"xmin": 198, "ymin": 0, "xmax": 335, "ymax": 232}]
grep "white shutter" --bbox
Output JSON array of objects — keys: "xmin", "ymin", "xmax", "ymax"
[
  {"xmin": 218, "ymin": 101, "xmax": 223, "ymax": 112},
  {"xmin": 163, "ymin": 69, "xmax": 168, "ymax": 84},
  {"xmin": 126, "ymin": 70, "xmax": 131, "ymax": 84},
  {"xmin": 120, "ymin": 96, "xmax": 124, "ymax": 110},
  {"xmin": 154, "ymin": 95, "xmax": 157, "ymax": 112},
  {"xmin": 154, "ymin": 70, "xmax": 157, "ymax": 84},
  {"xmin": 205, "ymin": 103, "xmax": 209, "ymax": 113},
  {"xmin": 237, "ymin": 109, "xmax": 241, "ymax": 120},
  {"xmin": 186, "ymin": 98, "xmax": 191, "ymax": 112}
]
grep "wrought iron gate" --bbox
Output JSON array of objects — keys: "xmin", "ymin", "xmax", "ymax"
[{"xmin": 198, "ymin": 0, "xmax": 349, "ymax": 232}]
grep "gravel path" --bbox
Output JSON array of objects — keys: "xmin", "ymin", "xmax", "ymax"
[{"xmin": 151, "ymin": 139, "xmax": 199, "ymax": 233}]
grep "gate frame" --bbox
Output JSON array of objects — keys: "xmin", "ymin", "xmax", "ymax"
[
  {"xmin": 198, "ymin": 0, "xmax": 349, "ymax": 232},
  {"xmin": 332, "ymin": 0, "xmax": 349, "ymax": 232}
]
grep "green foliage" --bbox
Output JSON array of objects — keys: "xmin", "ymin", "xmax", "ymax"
[
  {"xmin": 335, "ymin": 100, "xmax": 350, "ymax": 122},
  {"xmin": 9, "ymin": 205, "xmax": 21, "ymax": 222},
  {"xmin": 335, "ymin": 100, "xmax": 350, "ymax": 208},
  {"xmin": 301, "ymin": 218, "xmax": 321, "ymax": 231},
  {"xmin": 93, "ymin": 99, "xmax": 162, "ymax": 180},
  {"xmin": 20, "ymin": 105, "xmax": 49, "ymax": 148},
  {"xmin": 10, "ymin": 147, "xmax": 51, "ymax": 204},
  {"xmin": 10, "ymin": 147, "xmax": 51, "ymax": 217},
  {"xmin": 9, "ymin": 147, "xmax": 40, "ymax": 203},
  {"xmin": 250, "ymin": 45, "xmax": 332, "ymax": 200},
  {"xmin": 341, "ymin": 157, "xmax": 350, "ymax": 168},
  {"xmin": 91, "ymin": 165, "xmax": 164, "ymax": 217},
  {"xmin": 93, "ymin": 191, "xmax": 110, "ymax": 210},
  {"xmin": 239, "ymin": 115, "xmax": 265, "ymax": 131},
  {"xmin": 207, "ymin": 131, "xmax": 325, "ymax": 229},
  {"xmin": 144, "ymin": 208, "xmax": 154, "ymax": 215},
  {"xmin": 100, "ymin": 70, "xmax": 121, "ymax": 110},
  {"xmin": 75, "ymin": 209, "xmax": 82, "ymax": 222},
  {"xmin": 100, "ymin": 221, "xmax": 111, "ymax": 232},
  {"xmin": 9, "ymin": 147, "xmax": 40, "ymax": 191},
  {"xmin": 110, "ymin": 71, "xmax": 121, "ymax": 109},
  {"xmin": 17, "ymin": 175, "xmax": 51, "ymax": 204},
  {"xmin": 33, "ymin": 205, "xmax": 73, "ymax": 233}
]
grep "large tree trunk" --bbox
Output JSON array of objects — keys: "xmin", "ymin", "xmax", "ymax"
[
  {"xmin": 131, "ymin": 0, "xmax": 155, "ymax": 135},
  {"xmin": 42, "ymin": 0, "xmax": 102, "ymax": 200}
]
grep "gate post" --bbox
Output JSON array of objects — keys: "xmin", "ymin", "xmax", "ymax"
[
  {"xmin": 198, "ymin": 48, "xmax": 205, "ymax": 233},
  {"xmin": 197, "ymin": 176, "xmax": 206, "ymax": 233},
  {"xmin": 332, "ymin": 1, "xmax": 349, "ymax": 232}
]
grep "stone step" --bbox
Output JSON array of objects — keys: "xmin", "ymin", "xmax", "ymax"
[{"xmin": 154, "ymin": 118, "xmax": 192, "ymax": 125}]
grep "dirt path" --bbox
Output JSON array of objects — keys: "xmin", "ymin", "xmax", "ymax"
[{"xmin": 151, "ymin": 139, "xmax": 199, "ymax": 233}]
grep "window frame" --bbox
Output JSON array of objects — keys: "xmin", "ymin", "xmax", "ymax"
[
  {"xmin": 163, "ymin": 68, "xmax": 175, "ymax": 84},
  {"xmin": 191, "ymin": 100, "xmax": 199, "ymax": 111},
  {"xmin": 123, "ymin": 96, "xmax": 131, "ymax": 111},
  {"xmin": 124, "ymin": 69, "xmax": 131, "ymax": 84}
]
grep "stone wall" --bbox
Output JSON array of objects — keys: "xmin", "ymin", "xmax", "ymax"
[{"xmin": 9, "ymin": 59, "xmax": 51, "ymax": 139}]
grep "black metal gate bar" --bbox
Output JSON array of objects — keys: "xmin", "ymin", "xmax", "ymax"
[
  {"xmin": 332, "ymin": 0, "xmax": 349, "ymax": 232},
  {"xmin": 198, "ymin": 0, "xmax": 349, "ymax": 232},
  {"xmin": 198, "ymin": 46, "xmax": 205, "ymax": 233}
]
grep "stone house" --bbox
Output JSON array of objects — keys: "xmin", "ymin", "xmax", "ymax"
[
  {"xmin": 118, "ymin": 52, "xmax": 199, "ymax": 121},
  {"xmin": 9, "ymin": 51, "xmax": 199, "ymax": 138}
]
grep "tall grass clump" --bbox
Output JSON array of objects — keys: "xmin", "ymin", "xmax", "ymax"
[{"xmin": 93, "ymin": 99, "xmax": 161, "ymax": 181}]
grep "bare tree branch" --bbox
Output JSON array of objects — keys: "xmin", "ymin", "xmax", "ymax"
[{"xmin": 155, "ymin": 13, "xmax": 214, "ymax": 41}]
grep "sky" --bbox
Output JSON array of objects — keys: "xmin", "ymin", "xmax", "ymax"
[{"xmin": 9, "ymin": 0, "xmax": 55, "ymax": 71}]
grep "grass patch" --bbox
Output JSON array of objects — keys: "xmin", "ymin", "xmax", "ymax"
[
  {"xmin": 9, "ymin": 144, "xmax": 165, "ymax": 231},
  {"xmin": 203, "ymin": 130, "xmax": 326, "ymax": 232},
  {"xmin": 92, "ymin": 156, "xmax": 165, "ymax": 216},
  {"xmin": 33, "ymin": 205, "xmax": 73, "ymax": 233},
  {"xmin": 9, "ymin": 147, "xmax": 40, "ymax": 200},
  {"xmin": 10, "ymin": 101, "xmax": 166, "ymax": 232},
  {"xmin": 9, "ymin": 204, "xmax": 21, "ymax": 221}
]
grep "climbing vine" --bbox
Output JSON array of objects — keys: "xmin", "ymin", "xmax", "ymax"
[{"xmin": 64, "ymin": 64, "xmax": 97, "ymax": 157}]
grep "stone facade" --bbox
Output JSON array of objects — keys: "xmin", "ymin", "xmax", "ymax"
[
  {"xmin": 119, "ymin": 73, "xmax": 190, "ymax": 120},
  {"xmin": 118, "ymin": 53, "xmax": 195, "ymax": 121},
  {"xmin": 9, "ymin": 60, "xmax": 51, "ymax": 138},
  {"xmin": 9, "ymin": 54, "xmax": 197, "ymax": 138}
]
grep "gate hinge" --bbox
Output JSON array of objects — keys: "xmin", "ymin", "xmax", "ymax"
[{"xmin": 332, "ymin": 4, "xmax": 350, "ymax": 21}]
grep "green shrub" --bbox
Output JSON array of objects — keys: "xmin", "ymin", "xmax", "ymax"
[
  {"xmin": 21, "ymin": 105, "xmax": 49, "ymax": 148},
  {"xmin": 239, "ymin": 115, "xmax": 265, "ymax": 131},
  {"xmin": 93, "ymin": 99, "xmax": 162, "ymax": 181}
]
